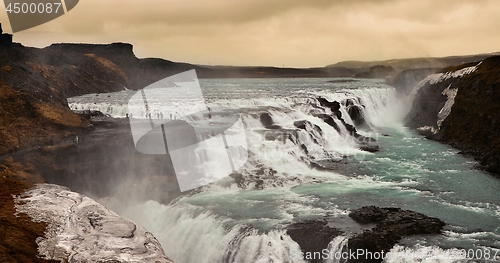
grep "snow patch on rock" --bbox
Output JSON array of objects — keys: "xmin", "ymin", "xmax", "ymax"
[
  {"xmin": 437, "ymin": 84, "xmax": 458, "ymax": 130},
  {"xmin": 411, "ymin": 64, "xmax": 479, "ymax": 96},
  {"xmin": 429, "ymin": 64, "xmax": 479, "ymax": 85},
  {"xmin": 14, "ymin": 184, "xmax": 174, "ymax": 263}
]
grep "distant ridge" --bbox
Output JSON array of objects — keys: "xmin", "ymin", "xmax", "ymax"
[{"xmin": 327, "ymin": 52, "xmax": 500, "ymax": 70}]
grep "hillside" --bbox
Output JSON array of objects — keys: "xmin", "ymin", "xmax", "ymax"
[{"xmin": 327, "ymin": 53, "xmax": 500, "ymax": 70}]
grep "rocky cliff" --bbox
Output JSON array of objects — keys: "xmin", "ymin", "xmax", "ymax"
[
  {"xmin": 404, "ymin": 56, "xmax": 500, "ymax": 175},
  {"xmin": 0, "ymin": 41, "xmax": 186, "ymax": 262}
]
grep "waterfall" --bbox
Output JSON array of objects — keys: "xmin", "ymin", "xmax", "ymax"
[
  {"xmin": 69, "ymin": 87, "xmax": 401, "ymax": 187},
  {"xmin": 69, "ymin": 78, "xmax": 428, "ymax": 262},
  {"xmin": 324, "ymin": 236, "xmax": 349, "ymax": 263},
  {"xmin": 120, "ymin": 200, "xmax": 308, "ymax": 263}
]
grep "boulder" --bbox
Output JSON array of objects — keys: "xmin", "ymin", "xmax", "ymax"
[
  {"xmin": 287, "ymin": 220, "xmax": 342, "ymax": 263},
  {"xmin": 260, "ymin": 112, "xmax": 281, "ymax": 129},
  {"xmin": 259, "ymin": 112, "xmax": 273, "ymax": 126},
  {"xmin": 287, "ymin": 206, "xmax": 445, "ymax": 263},
  {"xmin": 347, "ymin": 206, "xmax": 445, "ymax": 263},
  {"xmin": 293, "ymin": 120, "xmax": 308, "ymax": 130},
  {"xmin": 359, "ymin": 145, "xmax": 380, "ymax": 153}
]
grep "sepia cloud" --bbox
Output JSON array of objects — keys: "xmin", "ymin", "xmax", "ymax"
[{"xmin": 1, "ymin": 0, "xmax": 498, "ymax": 67}]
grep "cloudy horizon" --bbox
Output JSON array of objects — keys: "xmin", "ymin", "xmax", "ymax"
[{"xmin": 1, "ymin": 0, "xmax": 499, "ymax": 67}]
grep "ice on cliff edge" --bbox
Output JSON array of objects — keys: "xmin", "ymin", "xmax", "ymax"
[{"xmin": 14, "ymin": 184, "xmax": 175, "ymax": 263}]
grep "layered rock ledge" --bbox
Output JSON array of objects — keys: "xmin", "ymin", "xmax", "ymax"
[{"xmin": 15, "ymin": 184, "xmax": 174, "ymax": 263}]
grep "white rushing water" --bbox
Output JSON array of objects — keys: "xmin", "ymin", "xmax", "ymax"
[{"xmin": 69, "ymin": 77, "xmax": 500, "ymax": 262}]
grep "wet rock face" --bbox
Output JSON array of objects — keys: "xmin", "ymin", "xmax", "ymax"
[
  {"xmin": 347, "ymin": 104, "xmax": 368, "ymax": 128},
  {"xmin": 317, "ymin": 97, "xmax": 340, "ymax": 110},
  {"xmin": 315, "ymin": 114, "xmax": 341, "ymax": 133},
  {"xmin": 259, "ymin": 112, "xmax": 282, "ymax": 129},
  {"xmin": 287, "ymin": 220, "xmax": 342, "ymax": 263},
  {"xmin": 404, "ymin": 79, "xmax": 453, "ymax": 130},
  {"xmin": 259, "ymin": 112, "xmax": 273, "ymax": 126},
  {"xmin": 404, "ymin": 56, "xmax": 500, "ymax": 175},
  {"xmin": 438, "ymin": 57, "xmax": 500, "ymax": 175},
  {"xmin": 294, "ymin": 120, "xmax": 323, "ymax": 137},
  {"xmin": 14, "ymin": 184, "xmax": 175, "ymax": 263},
  {"xmin": 315, "ymin": 97, "xmax": 378, "ymax": 151},
  {"xmin": 359, "ymin": 145, "xmax": 380, "ymax": 153},
  {"xmin": 318, "ymin": 97, "xmax": 342, "ymax": 119},
  {"xmin": 347, "ymin": 206, "xmax": 445, "ymax": 263}
]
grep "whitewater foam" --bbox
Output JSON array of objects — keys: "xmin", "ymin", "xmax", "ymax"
[{"xmin": 68, "ymin": 78, "xmax": 500, "ymax": 262}]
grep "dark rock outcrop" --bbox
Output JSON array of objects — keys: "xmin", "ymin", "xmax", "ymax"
[
  {"xmin": 315, "ymin": 97, "xmax": 377, "ymax": 145},
  {"xmin": 405, "ymin": 56, "xmax": 500, "ymax": 175},
  {"xmin": 293, "ymin": 120, "xmax": 307, "ymax": 129},
  {"xmin": 403, "ymin": 66, "xmax": 467, "ymax": 130},
  {"xmin": 318, "ymin": 97, "xmax": 341, "ymax": 110},
  {"xmin": 73, "ymin": 110, "xmax": 105, "ymax": 119},
  {"xmin": 287, "ymin": 207, "xmax": 445, "ymax": 263},
  {"xmin": 294, "ymin": 120, "xmax": 323, "ymax": 137},
  {"xmin": 261, "ymin": 128, "xmax": 297, "ymax": 142},
  {"xmin": 259, "ymin": 112, "xmax": 282, "ymax": 129},
  {"xmin": 438, "ymin": 57, "xmax": 500, "ymax": 174},
  {"xmin": 0, "ymin": 24, "xmax": 12, "ymax": 46},
  {"xmin": 287, "ymin": 220, "xmax": 342, "ymax": 263},
  {"xmin": 347, "ymin": 104, "xmax": 368, "ymax": 128},
  {"xmin": 359, "ymin": 145, "xmax": 380, "ymax": 153},
  {"xmin": 317, "ymin": 97, "xmax": 342, "ymax": 119},
  {"xmin": 315, "ymin": 114, "xmax": 341, "ymax": 133},
  {"xmin": 347, "ymin": 206, "xmax": 445, "ymax": 263}
]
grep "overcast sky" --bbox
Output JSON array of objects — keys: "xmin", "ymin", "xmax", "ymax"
[{"xmin": 1, "ymin": 0, "xmax": 499, "ymax": 67}]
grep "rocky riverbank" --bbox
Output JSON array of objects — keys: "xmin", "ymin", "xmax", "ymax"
[{"xmin": 404, "ymin": 56, "xmax": 500, "ymax": 176}]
